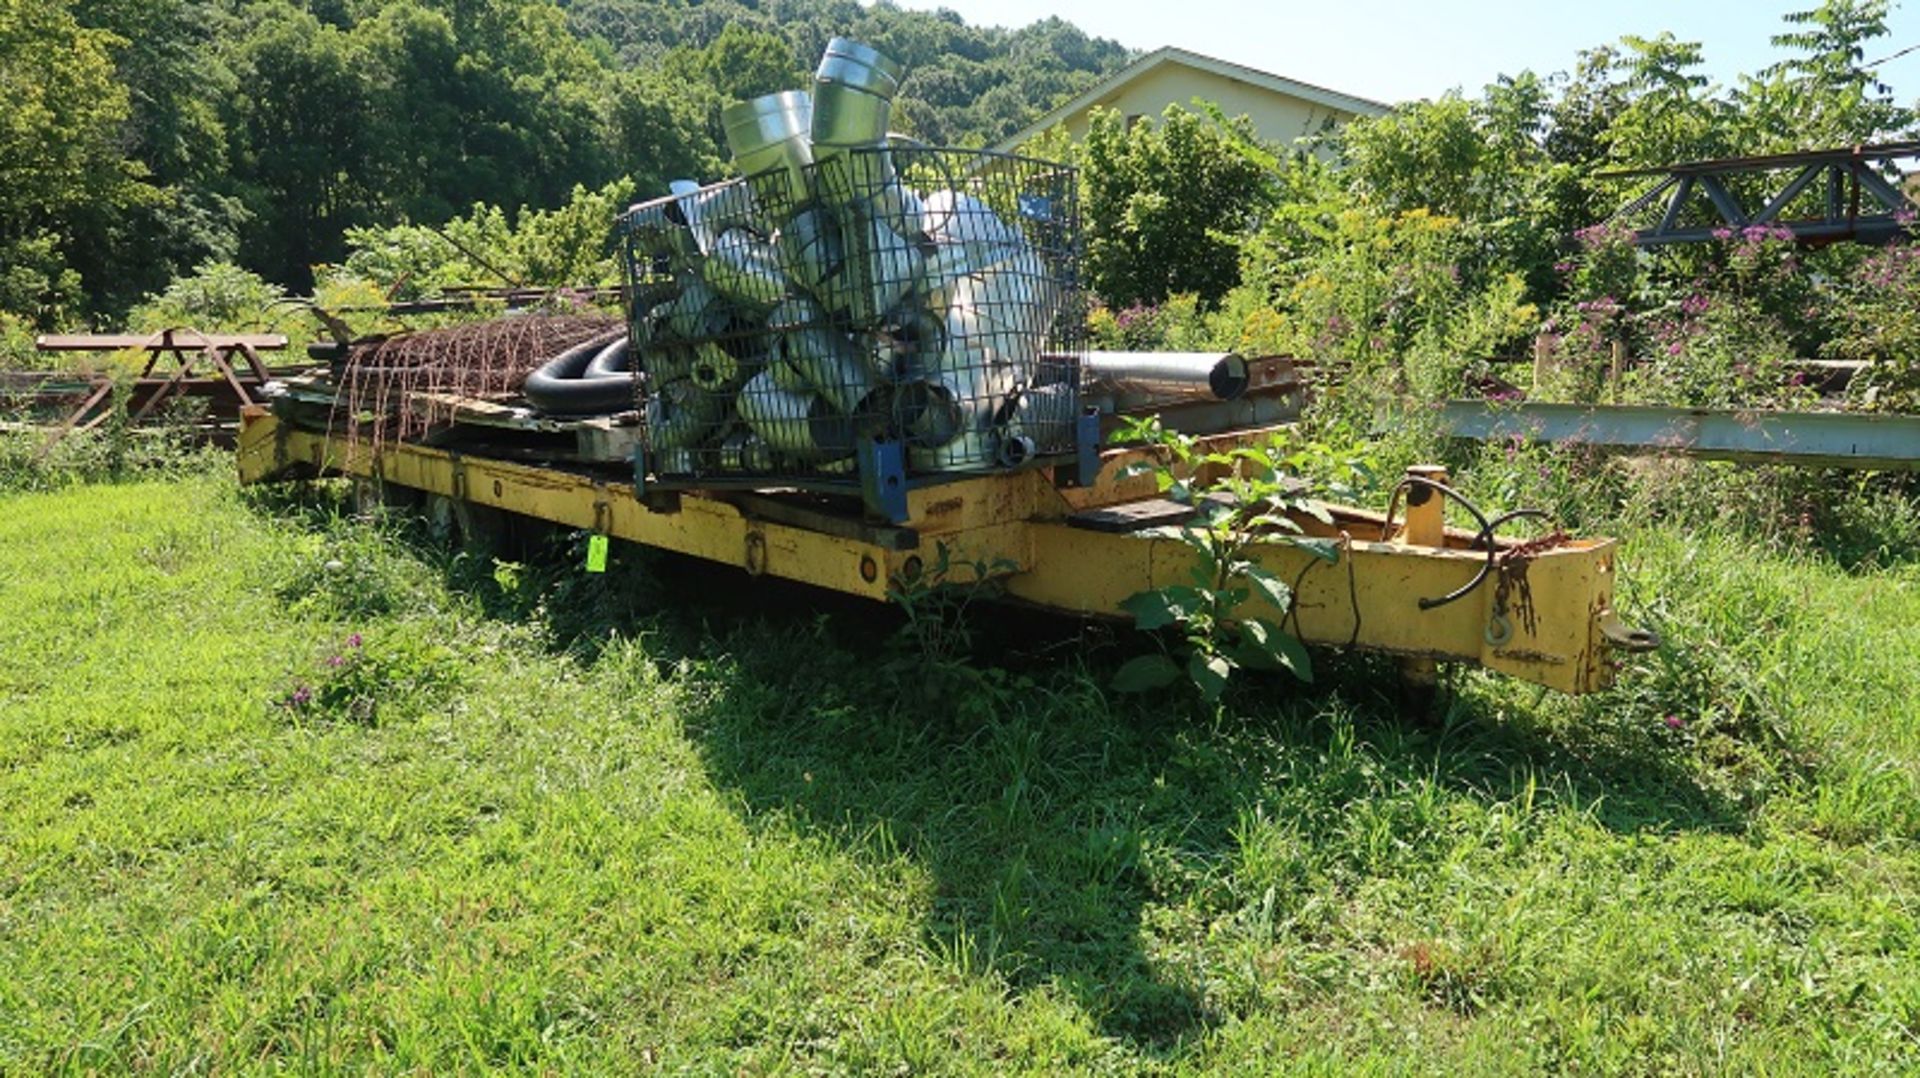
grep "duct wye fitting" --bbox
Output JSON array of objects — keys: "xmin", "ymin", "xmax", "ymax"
[
  {"xmin": 826, "ymin": 212, "xmax": 924, "ymax": 326},
  {"xmin": 810, "ymin": 38, "xmax": 904, "ymax": 190},
  {"xmin": 703, "ymin": 228, "xmax": 793, "ymax": 309},
  {"xmin": 645, "ymin": 379, "xmax": 724, "ymax": 450},
  {"xmin": 777, "ymin": 324, "xmax": 878, "ymax": 414},
  {"xmin": 775, "ymin": 207, "xmax": 845, "ymax": 298},
  {"xmin": 723, "ymin": 90, "xmax": 814, "ymax": 206}
]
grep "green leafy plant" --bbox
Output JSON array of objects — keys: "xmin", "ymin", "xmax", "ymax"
[
  {"xmin": 126, "ymin": 260, "xmax": 287, "ymax": 334},
  {"xmin": 1108, "ymin": 417, "xmax": 1372, "ymax": 704},
  {"xmin": 280, "ymin": 629, "xmax": 461, "ymax": 726},
  {"xmin": 886, "ymin": 541, "xmax": 1019, "ymax": 670},
  {"xmin": 1081, "ymin": 104, "xmax": 1279, "ymax": 309}
]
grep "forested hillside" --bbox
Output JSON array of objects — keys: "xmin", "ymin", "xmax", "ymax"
[{"xmin": 3, "ymin": 0, "xmax": 1128, "ymax": 321}]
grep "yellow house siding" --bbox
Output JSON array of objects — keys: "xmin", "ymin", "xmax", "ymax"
[
  {"xmin": 989, "ymin": 48, "xmax": 1385, "ymax": 161},
  {"xmin": 1054, "ymin": 65, "xmax": 1347, "ymax": 149}
]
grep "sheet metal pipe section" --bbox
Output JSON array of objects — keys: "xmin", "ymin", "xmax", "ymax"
[
  {"xmin": 1083, "ymin": 351, "xmax": 1250, "ymax": 402},
  {"xmin": 736, "ymin": 369, "xmax": 857, "ymax": 459}
]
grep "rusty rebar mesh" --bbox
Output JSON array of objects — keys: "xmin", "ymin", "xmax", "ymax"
[{"xmin": 329, "ymin": 313, "xmax": 623, "ymax": 446}]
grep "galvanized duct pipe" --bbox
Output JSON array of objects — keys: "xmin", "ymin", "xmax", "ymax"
[
  {"xmin": 601, "ymin": 36, "xmax": 1080, "ymax": 478},
  {"xmin": 1083, "ymin": 351, "xmax": 1250, "ymax": 402},
  {"xmin": 809, "ymin": 38, "xmax": 904, "ymax": 211},
  {"xmin": 736, "ymin": 369, "xmax": 857, "ymax": 460}
]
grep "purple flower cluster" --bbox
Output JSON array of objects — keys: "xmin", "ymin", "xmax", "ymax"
[
  {"xmin": 1739, "ymin": 223, "xmax": 1797, "ymax": 245},
  {"xmin": 1857, "ymin": 243, "xmax": 1920, "ymax": 289},
  {"xmin": 285, "ymin": 632, "xmax": 365, "ymax": 712},
  {"xmin": 1573, "ymin": 221, "xmax": 1634, "ymax": 250}
]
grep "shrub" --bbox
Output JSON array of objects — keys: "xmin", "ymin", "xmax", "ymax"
[
  {"xmin": 126, "ymin": 261, "xmax": 287, "ymax": 334},
  {"xmin": 1826, "ymin": 240, "xmax": 1920, "ymax": 411},
  {"xmin": 1257, "ymin": 207, "xmax": 1535, "ymax": 431}
]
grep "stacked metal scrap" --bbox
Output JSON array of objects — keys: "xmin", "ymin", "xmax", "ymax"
[{"xmin": 608, "ymin": 38, "xmax": 1083, "ymax": 478}]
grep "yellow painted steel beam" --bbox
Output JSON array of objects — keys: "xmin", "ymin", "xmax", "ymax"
[
  {"xmin": 1000, "ymin": 524, "xmax": 1621, "ymax": 695},
  {"xmin": 238, "ymin": 411, "xmax": 1630, "ymax": 694},
  {"xmin": 238, "ymin": 410, "xmax": 897, "ymax": 600}
]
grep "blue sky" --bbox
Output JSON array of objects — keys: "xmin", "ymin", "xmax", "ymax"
[{"xmin": 879, "ymin": 0, "xmax": 1920, "ymax": 104}]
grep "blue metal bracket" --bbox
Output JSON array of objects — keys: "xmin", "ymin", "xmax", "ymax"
[
  {"xmin": 859, "ymin": 438, "xmax": 910, "ymax": 523},
  {"xmin": 631, "ymin": 444, "xmax": 649, "ymax": 495},
  {"xmin": 1068, "ymin": 409, "xmax": 1102, "ymax": 488}
]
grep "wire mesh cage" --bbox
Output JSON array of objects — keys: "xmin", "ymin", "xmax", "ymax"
[{"xmin": 618, "ymin": 146, "xmax": 1084, "ymax": 489}]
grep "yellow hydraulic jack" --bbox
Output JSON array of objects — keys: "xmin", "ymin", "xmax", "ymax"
[{"xmin": 238, "ymin": 407, "xmax": 1657, "ymax": 695}]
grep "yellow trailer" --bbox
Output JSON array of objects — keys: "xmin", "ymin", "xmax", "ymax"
[{"xmin": 237, "ymin": 405, "xmax": 1654, "ymax": 695}]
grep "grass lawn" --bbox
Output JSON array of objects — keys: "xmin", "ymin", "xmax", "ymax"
[{"xmin": 2, "ymin": 466, "xmax": 1918, "ymax": 1072}]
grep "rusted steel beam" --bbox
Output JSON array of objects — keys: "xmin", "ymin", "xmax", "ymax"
[
  {"xmin": 34, "ymin": 333, "xmax": 287, "ymax": 351},
  {"xmin": 1595, "ymin": 140, "xmax": 1920, "ymax": 179},
  {"xmin": 1605, "ymin": 143, "xmax": 1919, "ymax": 248}
]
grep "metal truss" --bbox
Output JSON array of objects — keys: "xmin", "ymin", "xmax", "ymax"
[{"xmin": 1603, "ymin": 142, "xmax": 1920, "ymax": 247}]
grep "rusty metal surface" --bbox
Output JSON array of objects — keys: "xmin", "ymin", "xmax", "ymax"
[
  {"xmin": 12, "ymin": 327, "xmax": 291, "ymax": 456},
  {"xmin": 237, "ymin": 409, "xmax": 1639, "ymax": 695},
  {"xmin": 34, "ymin": 333, "xmax": 288, "ymax": 352},
  {"xmin": 1595, "ymin": 140, "xmax": 1920, "ymax": 179},
  {"xmin": 1602, "ymin": 143, "xmax": 1919, "ymax": 247}
]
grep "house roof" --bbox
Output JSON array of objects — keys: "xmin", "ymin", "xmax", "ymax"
[{"xmin": 986, "ymin": 45, "xmax": 1391, "ymax": 156}]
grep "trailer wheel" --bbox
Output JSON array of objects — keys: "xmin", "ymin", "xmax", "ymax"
[
  {"xmin": 351, "ymin": 477, "xmax": 421, "ymax": 518},
  {"xmin": 420, "ymin": 493, "xmax": 554, "ymax": 560},
  {"xmin": 422, "ymin": 492, "xmax": 508, "ymax": 554}
]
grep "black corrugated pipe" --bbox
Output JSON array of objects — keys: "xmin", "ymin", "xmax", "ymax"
[{"xmin": 521, "ymin": 330, "xmax": 633, "ymax": 415}]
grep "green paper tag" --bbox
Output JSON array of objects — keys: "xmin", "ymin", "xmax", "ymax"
[{"xmin": 586, "ymin": 533, "xmax": 609, "ymax": 573}]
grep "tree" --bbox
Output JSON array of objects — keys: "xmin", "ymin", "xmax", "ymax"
[
  {"xmin": 354, "ymin": 0, "xmax": 617, "ymax": 226},
  {"xmin": 0, "ymin": 0, "xmax": 145, "ymax": 321},
  {"xmin": 608, "ymin": 68, "xmax": 726, "ymax": 194},
  {"xmin": 68, "ymin": 0, "xmax": 242, "ymax": 312},
  {"xmin": 1081, "ymin": 105, "xmax": 1277, "ymax": 308},
  {"xmin": 1597, "ymin": 33, "xmax": 1731, "ymax": 169},
  {"xmin": 222, "ymin": 2, "xmax": 376, "ymax": 288},
  {"xmin": 1334, "ymin": 74, "xmax": 1585, "ymax": 292},
  {"xmin": 663, "ymin": 23, "xmax": 803, "ymax": 104},
  {"xmin": 1732, "ymin": 0, "xmax": 1914, "ymax": 150}
]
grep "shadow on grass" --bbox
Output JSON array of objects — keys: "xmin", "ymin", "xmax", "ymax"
[{"xmin": 239, "ymin": 480, "xmax": 1765, "ymax": 1050}]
